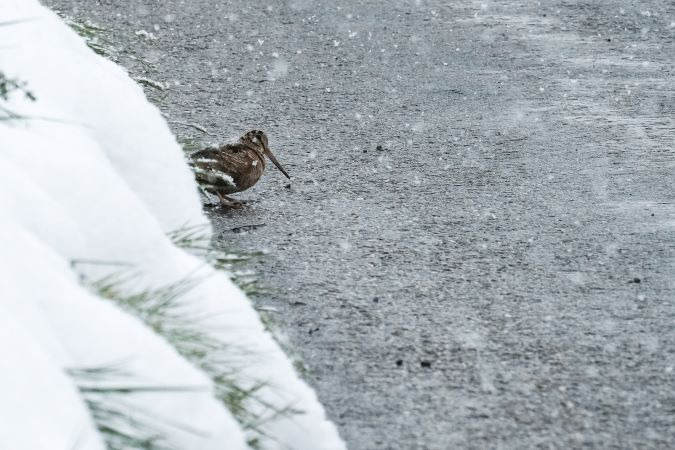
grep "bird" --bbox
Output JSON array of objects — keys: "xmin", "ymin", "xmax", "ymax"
[{"xmin": 188, "ymin": 130, "xmax": 290, "ymax": 208}]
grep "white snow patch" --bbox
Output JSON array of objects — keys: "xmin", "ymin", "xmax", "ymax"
[
  {"xmin": 0, "ymin": 1, "xmax": 345, "ymax": 449},
  {"xmin": 268, "ymin": 58, "xmax": 289, "ymax": 80},
  {"xmin": 135, "ymin": 29, "xmax": 157, "ymax": 40}
]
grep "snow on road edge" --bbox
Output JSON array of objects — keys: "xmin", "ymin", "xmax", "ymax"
[{"xmin": 0, "ymin": 1, "xmax": 344, "ymax": 449}]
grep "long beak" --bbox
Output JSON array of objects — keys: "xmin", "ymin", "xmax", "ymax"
[{"xmin": 263, "ymin": 142, "xmax": 291, "ymax": 179}]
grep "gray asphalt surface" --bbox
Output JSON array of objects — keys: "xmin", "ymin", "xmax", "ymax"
[{"xmin": 45, "ymin": 0, "xmax": 675, "ymax": 448}]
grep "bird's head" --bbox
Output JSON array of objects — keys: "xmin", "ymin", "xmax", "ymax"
[{"xmin": 240, "ymin": 130, "xmax": 290, "ymax": 179}]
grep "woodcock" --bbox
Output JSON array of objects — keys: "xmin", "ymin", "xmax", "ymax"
[{"xmin": 189, "ymin": 130, "xmax": 290, "ymax": 208}]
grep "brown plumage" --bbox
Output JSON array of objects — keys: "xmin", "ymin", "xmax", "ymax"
[{"xmin": 189, "ymin": 130, "xmax": 290, "ymax": 207}]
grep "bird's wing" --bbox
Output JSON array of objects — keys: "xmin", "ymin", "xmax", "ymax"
[{"xmin": 189, "ymin": 148, "xmax": 239, "ymax": 191}]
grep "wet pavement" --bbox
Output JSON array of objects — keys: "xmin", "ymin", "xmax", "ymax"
[{"xmin": 44, "ymin": 0, "xmax": 675, "ymax": 448}]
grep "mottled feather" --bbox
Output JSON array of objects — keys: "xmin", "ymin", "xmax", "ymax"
[{"xmin": 189, "ymin": 143, "xmax": 266, "ymax": 195}]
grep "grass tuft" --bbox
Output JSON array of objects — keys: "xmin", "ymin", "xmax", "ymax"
[
  {"xmin": 0, "ymin": 71, "xmax": 36, "ymax": 121},
  {"xmin": 168, "ymin": 224, "xmax": 309, "ymax": 381},
  {"xmin": 135, "ymin": 77, "xmax": 168, "ymax": 91},
  {"xmin": 167, "ymin": 224, "xmax": 268, "ymax": 297},
  {"xmin": 75, "ymin": 259, "xmax": 300, "ymax": 448},
  {"xmin": 67, "ymin": 365, "xmax": 205, "ymax": 450},
  {"xmin": 58, "ymin": 14, "xmax": 118, "ymax": 61},
  {"xmin": 0, "ymin": 71, "xmax": 36, "ymax": 102}
]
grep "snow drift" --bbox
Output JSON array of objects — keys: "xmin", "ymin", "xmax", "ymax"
[{"xmin": 0, "ymin": 1, "xmax": 344, "ymax": 449}]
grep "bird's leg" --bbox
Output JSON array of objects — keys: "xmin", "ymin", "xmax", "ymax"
[
  {"xmin": 216, "ymin": 192, "xmax": 244, "ymax": 208},
  {"xmin": 199, "ymin": 187, "xmax": 220, "ymax": 208},
  {"xmin": 223, "ymin": 195, "xmax": 252, "ymax": 205}
]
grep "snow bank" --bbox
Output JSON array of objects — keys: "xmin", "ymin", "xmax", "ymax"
[{"xmin": 0, "ymin": 1, "xmax": 344, "ymax": 449}]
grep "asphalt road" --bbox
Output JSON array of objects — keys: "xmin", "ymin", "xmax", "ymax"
[{"xmin": 45, "ymin": 0, "xmax": 675, "ymax": 448}]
